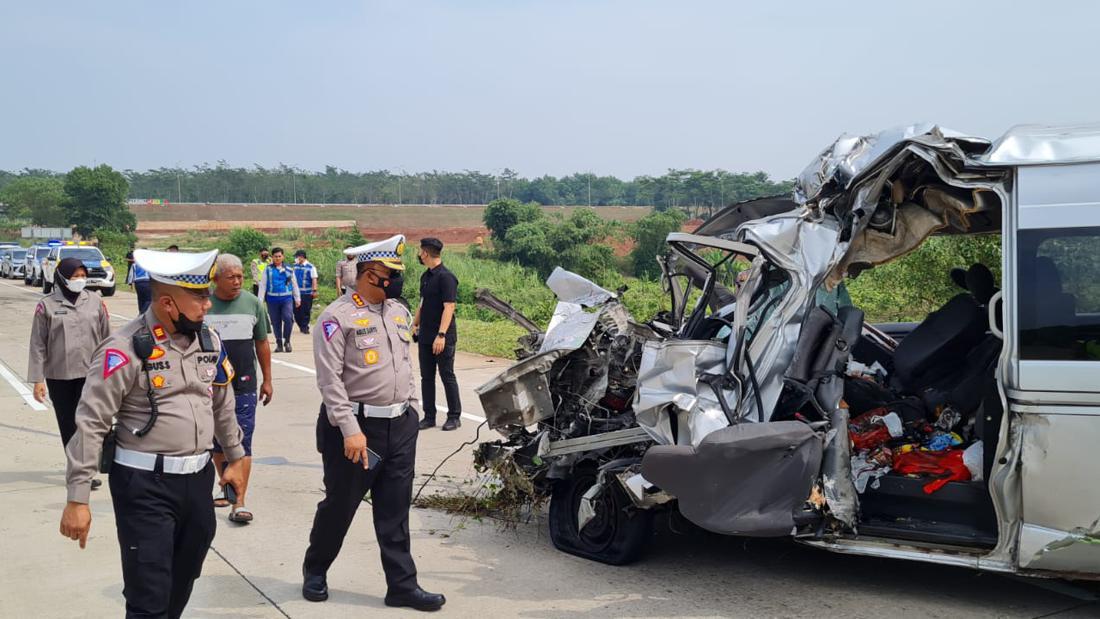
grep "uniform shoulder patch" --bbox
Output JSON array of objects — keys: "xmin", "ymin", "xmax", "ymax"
[
  {"xmin": 151, "ymin": 324, "xmax": 168, "ymax": 342},
  {"xmin": 103, "ymin": 348, "xmax": 130, "ymax": 378},
  {"xmin": 35, "ymin": 302, "xmax": 45, "ymax": 316},
  {"xmin": 212, "ymin": 345, "xmax": 235, "ymax": 386},
  {"xmin": 322, "ymin": 320, "xmax": 340, "ymax": 341}
]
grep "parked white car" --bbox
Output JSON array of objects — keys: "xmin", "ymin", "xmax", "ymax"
[
  {"xmin": 1, "ymin": 247, "xmax": 27, "ymax": 279},
  {"xmin": 24, "ymin": 245, "xmax": 51, "ymax": 286}
]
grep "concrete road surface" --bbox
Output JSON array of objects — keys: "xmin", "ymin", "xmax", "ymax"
[{"xmin": 0, "ymin": 280, "xmax": 1096, "ymax": 618}]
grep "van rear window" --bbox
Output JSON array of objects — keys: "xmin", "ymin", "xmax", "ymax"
[{"xmin": 1018, "ymin": 228, "xmax": 1100, "ymax": 360}]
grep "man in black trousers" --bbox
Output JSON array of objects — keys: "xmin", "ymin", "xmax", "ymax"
[{"xmin": 412, "ymin": 237, "xmax": 463, "ymax": 431}]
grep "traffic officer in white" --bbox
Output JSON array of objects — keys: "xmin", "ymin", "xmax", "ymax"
[
  {"xmin": 301, "ymin": 235, "xmax": 445, "ymax": 611},
  {"xmin": 59, "ymin": 248, "xmax": 246, "ymax": 619}
]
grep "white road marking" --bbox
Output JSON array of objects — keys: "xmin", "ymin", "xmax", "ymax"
[
  {"xmin": 0, "ymin": 280, "xmax": 488, "ymax": 422},
  {"xmin": 0, "ymin": 280, "xmax": 41, "ymax": 296},
  {"xmin": 0, "ymin": 360, "xmax": 47, "ymax": 411},
  {"xmin": 271, "ymin": 358, "xmax": 316, "ymax": 375}
]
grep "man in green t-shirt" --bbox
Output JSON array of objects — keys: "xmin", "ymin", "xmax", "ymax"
[{"xmin": 206, "ymin": 253, "xmax": 273, "ymax": 524}]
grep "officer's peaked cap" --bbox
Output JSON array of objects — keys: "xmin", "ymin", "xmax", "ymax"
[
  {"xmin": 344, "ymin": 234, "xmax": 405, "ymax": 271},
  {"xmin": 134, "ymin": 249, "xmax": 219, "ymax": 289}
]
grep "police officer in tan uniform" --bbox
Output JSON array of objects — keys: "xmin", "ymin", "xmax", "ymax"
[
  {"xmin": 335, "ymin": 254, "xmax": 357, "ymax": 295},
  {"xmin": 59, "ymin": 249, "xmax": 246, "ymax": 619},
  {"xmin": 302, "ymin": 235, "xmax": 445, "ymax": 611},
  {"xmin": 28, "ymin": 257, "xmax": 111, "ymax": 462}
]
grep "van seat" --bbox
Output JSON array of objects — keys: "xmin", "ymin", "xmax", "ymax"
[{"xmin": 890, "ymin": 293, "xmax": 985, "ymax": 394}]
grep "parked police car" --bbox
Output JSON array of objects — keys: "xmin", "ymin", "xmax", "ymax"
[{"xmin": 41, "ymin": 241, "xmax": 115, "ymax": 296}]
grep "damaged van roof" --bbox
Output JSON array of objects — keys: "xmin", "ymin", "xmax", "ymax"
[
  {"xmin": 794, "ymin": 122, "xmax": 1100, "ymax": 209},
  {"xmin": 981, "ymin": 122, "xmax": 1100, "ymax": 165}
]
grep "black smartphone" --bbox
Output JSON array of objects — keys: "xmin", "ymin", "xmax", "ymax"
[
  {"xmin": 224, "ymin": 482, "xmax": 238, "ymax": 505},
  {"xmin": 366, "ymin": 447, "xmax": 382, "ymax": 470}
]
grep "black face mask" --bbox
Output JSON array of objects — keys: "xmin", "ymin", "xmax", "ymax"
[
  {"xmin": 169, "ymin": 298, "xmax": 205, "ymax": 335},
  {"xmin": 417, "ymin": 254, "xmax": 424, "ymax": 265},
  {"xmin": 371, "ymin": 271, "xmax": 405, "ymax": 299}
]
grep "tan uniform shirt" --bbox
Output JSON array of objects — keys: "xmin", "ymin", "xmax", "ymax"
[
  {"xmin": 27, "ymin": 289, "xmax": 111, "ymax": 382},
  {"xmin": 313, "ymin": 291, "xmax": 417, "ymax": 437},
  {"xmin": 64, "ymin": 309, "xmax": 244, "ymax": 504},
  {"xmin": 337, "ymin": 258, "xmax": 357, "ymax": 289}
]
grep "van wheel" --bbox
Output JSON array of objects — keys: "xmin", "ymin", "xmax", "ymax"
[
  {"xmin": 43, "ymin": 280, "xmax": 52, "ymax": 294},
  {"xmin": 548, "ymin": 467, "xmax": 653, "ymax": 565},
  {"xmin": 100, "ymin": 286, "xmax": 115, "ymax": 297}
]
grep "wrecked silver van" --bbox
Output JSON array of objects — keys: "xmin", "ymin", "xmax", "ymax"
[{"xmin": 474, "ymin": 123, "xmax": 1100, "ymax": 579}]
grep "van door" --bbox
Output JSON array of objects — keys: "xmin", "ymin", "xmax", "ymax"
[{"xmin": 1008, "ymin": 163, "xmax": 1100, "ymax": 575}]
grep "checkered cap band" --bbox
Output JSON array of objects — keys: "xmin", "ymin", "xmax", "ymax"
[
  {"xmin": 166, "ymin": 273, "xmax": 211, "ymax": 285},
  {"xmin": 356, "ymin": 250, "xmax": 400, "ymax": 263}
]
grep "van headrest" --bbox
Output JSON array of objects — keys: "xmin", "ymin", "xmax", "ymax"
[{"xmin": 966, "ymin": 263, "xmax": 995, "ymax": 305}]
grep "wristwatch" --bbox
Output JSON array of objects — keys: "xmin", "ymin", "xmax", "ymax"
[{"xmin": 436, "ymin": 333, "xmax": 446, "ymax": 340}]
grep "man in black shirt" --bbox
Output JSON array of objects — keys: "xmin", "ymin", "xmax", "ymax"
[{"xmin": 413, "ymin": 238, "xmax": 462, "ymax": 431}]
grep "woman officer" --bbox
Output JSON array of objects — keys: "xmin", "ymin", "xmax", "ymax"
[{"xmin": 28, "ymin": 257, "xmax": 111, "ymax": 487}]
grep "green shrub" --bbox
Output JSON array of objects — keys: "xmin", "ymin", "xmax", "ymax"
[
  {"xmin": 221, "ymin": 227, "xmax": 271, "ymax": 261},
  {"xmin": 93, "ymin": 228, "xmax": 137, "ymax": 268},
  {"xmin": 631, "ymin": 210, "xmax": 686, "ymax": 279},
  {"xmin": 484, "ymin": 198, "xmax": 542, "ymax": 245}
]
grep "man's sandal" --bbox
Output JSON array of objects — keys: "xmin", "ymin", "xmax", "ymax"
[{"xmin": 229, "ymin": 506, "xmax": 253, "ymax": 523}]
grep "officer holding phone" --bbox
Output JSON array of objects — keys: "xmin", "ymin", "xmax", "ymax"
[
  {"xmin": 302, "ymin": 235, "xmax": 445, "ymax": 612},
  {"xmin": 58, "ymin": 249, "xmax": 246, "ymax": 618}
]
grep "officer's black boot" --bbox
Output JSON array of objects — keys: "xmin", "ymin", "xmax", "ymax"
[
  {"xmin": 442, "ymin": 417, "xmax": 461, "ymax": 431},
  {"xmin": 275, "ymin": 342, "xmax": 284, "ymax": 353},
  {"xmin": 285, "ymin": 342, "xmax": 293, "ymax": 353},
  {"xmin": 302, "ymin": 568, "xmax": 328, "ymax": 602},
  {"xmin": 385, "ymin": 586, "xmax": 445, "ymax": 612}
]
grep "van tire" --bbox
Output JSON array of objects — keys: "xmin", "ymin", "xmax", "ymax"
[
  {"xmin": 548, "ymin": 467, "xmax": 653, "ymax": 565},
  {"xmin": 43, "ymin": 280, "xmax": 52, "ymax": 294},
  {"xmin": 100, "ymin": 286, "xmax": 115, "ymax": 297}
]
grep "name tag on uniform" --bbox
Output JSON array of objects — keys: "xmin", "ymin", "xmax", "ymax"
[{"xmin": 55, "ymin": 309, "xmax": 69, "ymax": 315}]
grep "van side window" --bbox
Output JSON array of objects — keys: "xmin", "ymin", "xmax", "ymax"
[{"xmin": 1017, "ymin": 228, "xmax": 1100, "ymax": 360}]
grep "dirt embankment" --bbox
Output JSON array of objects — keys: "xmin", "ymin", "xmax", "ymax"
[{"xmin": 133, "ymin": 202, "xmax": 652, "ymax": 245}]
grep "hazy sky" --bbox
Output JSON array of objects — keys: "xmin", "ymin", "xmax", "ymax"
[{"xmin": 3, "ymin": 1, "xmax": 1100, "ymax": 179}]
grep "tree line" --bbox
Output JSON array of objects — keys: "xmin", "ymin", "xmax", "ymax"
[
  {"xmin": 0, "ymin": 165, "xmax": 134, "ymax": 237},
  {"xmin": 1, "ymin": 165, "xmax": 793, "ymax": 215}
]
